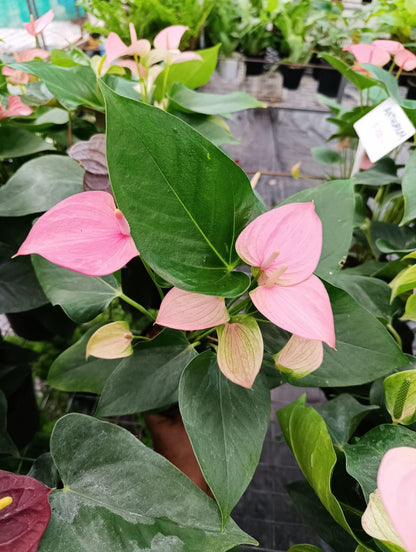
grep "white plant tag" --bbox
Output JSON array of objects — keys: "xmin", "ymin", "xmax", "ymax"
[{"xmin": 353, "ymin": 98, "xmax": 415, "ymax": 163}]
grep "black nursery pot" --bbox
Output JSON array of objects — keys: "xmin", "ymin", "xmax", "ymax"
[
  {"xmin": 317, "ymin": 61, "xmax": 342, "ymax": 97},
  {"xmin": 279, "ymin": 64, "xmax": 305, "ymax": 90},
  {"xmin": 244, "ymin": 54, "xmax": 265, "ymax": 75},
  {"xmin": 406, "ymin": 78, "xmax": 416, "ymax": 100}
]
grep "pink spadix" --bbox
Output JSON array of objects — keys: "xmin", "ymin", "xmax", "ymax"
[
  {"xmin": 235, "ymin": 202, "xmax": 335, "ymax": 348},
  {"xmin": 15, "ymin": 191, "xmax": 139, "ymax": 276}
]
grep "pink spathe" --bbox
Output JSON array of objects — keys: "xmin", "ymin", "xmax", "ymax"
[
  {"xmin": 235, "ymin": 203, "xmax": 335, "ymax": 348},
  {"xmin": 156, "ymin": 288, "xmax": 230, "ymax": 331},
  {"xmin": 378, "ymin": 447, "xmax": 416, "ymax": 552},
  {"xmin": 15, "ymin": 191, "xmax": 139, "ymax": 276},
  {"xmin": 343, "ymin": 44, "xmax": 390, "ymax": 67},
  {"xmin": 372, "ymin": 40, "xmax": 404, "ymax": 55},
  {"xmin": 0, "ymin": 96, "xmax": 33, "ymax": 119},
  {"xmin": 153, "ymin": 25, "xmax": 201, "ymax": 64},
  {"xmin": 394, "ymin": 49, "xmax": 416, "ymax": 71},
  {"xmin": 23, "ymin": 9, "xmax": 54, "ymax": 36}
]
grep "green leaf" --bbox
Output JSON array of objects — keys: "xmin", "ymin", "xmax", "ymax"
[
  {"xmin": 27, "ymin": 452, "xmax": 58, "ymax": 488},
  {"xmin": 0, "ymin": 389, "xmax": 18, "ymax": 457},
  {"xmin": 32, "ymin": 256, "xmax": 121, "ymax": 323},
  {"xmin": 311, "ymin": 147, "xmax": 342, "ymax": 165},
  {"xmin": 277, "ymin": 396, "xmax": 355, "ymax": 538},
  {"xmin": 330, "ymin": 273, "xmax": 394, "ymax": 321},
  {"xmin": 371, "ymin": 221, "xmax": 416, "ymax": 255},
  {"xmin": 286, "ymin": 481, "xmax": 358, "ymax": 552},
  {"xmin": 9, "ymin": 61, "xmax": 104, "ymax": 111},
  {"xmin": 0, "ymin": 156, "xmax": 83, "ymax": 217},
  {"xmin": 344, "ymin": 424, "xmax": 416, "ymax": 500},
  {"xmin": 172, "ymin": 111, "xmax": 240, "ymax": 146},
  {"xmin": 179, "ymin": 351, "xmax": 270, "ymax": 528},
  {"xmin": 321, "ymin": 54, "xmax": 378, "ymax": 90},
  {"xmin": 353, "ymin": 158, "xmax": 400, "ymax": 187},
  {"xmin": 288, "ymin": 546, "xmax": 324, "ymax": 552},
  {"xmin": 281, "ymin": 179, "xmax": 355, "ymax": 279},
  {"xmin": 384, "ymin": 369, "xmax": 416, "ymax": 425},
  {"xmin": 390, "ymin": 264, "xmax": 416, "ymax": 297},
  {"xmin": 12, "ymin": 107, "xmax": 69, "ymax": 130},
  {"xmin": 400, "ymin": 150, "xmax": 416, "ymax": 224},
  {"xmin": 101, "ymin": 81, "xmax": 263, "ymax": 297},
  {"xmin": 0, "ymin": 127, "xmax": 54, "ymax": 159},
  {"xmin": 0, "ymin": 217, "xmax": 48, "ymax": 313},
  {"xmin": 168, "ymin": 82, "xmax": 263, "ymax": 115},
  {"xmin": 48, "ymin": 326, "xmax": 120, "ymax": 394},
  {"xmin": 287, "ymin": 285, "xmax": 410, "ymax": 387},
  {"xmin": 361, "ymin": 65, "xmax": 401, "ymax": 104},
  {"xmin": 317, "ymin": 394, "xmax": 378, "ymax": 448},
  {"xmin": 38, "ymin": 413, "xmax": 255, "ymax": 551},
  {"xmin": 96, "ymin": 329, "xmax": 197, "ymax": 416},
  {"xmin": 402, "ymin": 292, "xmax": 416, "ymax": 321},
  {"xmin": 153, "ymin": 45, "xmax": 220, "ymax": 102}
]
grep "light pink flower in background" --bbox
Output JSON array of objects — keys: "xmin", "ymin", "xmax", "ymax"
[
  {"xmin": 235, "ymin": 203, "xmax": 336, "ymax": 348},
  {"xmin": 394, "ymin": 48, "xmax": 416, "ymax": 71},
  {"xmin": 378, "ymin": 447, "xmax": 416, "ymax": 552},
  {"xmin": 156, "ymin": 287, "xmax": 230, "ymax": 331},
  {"xmin": 0, "ymin": 96, "xmax": 33, "ymax": 119},
  {"xmin": 23, "ymin": 9, "xmax": 54, "ymax": 37},
  {"xmin": 2, "ymin": 48, "xmax": 50, "ymax": 85},
  {"xmin": 153, "ymin": 25, "xmax": 201, "ymax": 64},
  {"xmin": 372, "ymin": 40, "xmax": 404, "ymax": 55},
  {"xmin": 343, "ymin": 43, "xmax": 390, "ymax": 74},
  {"xmin": 274, "ymin": 335, "xmax": 323, "ymax": 378},
  {"xmin": 15, "ymin": 191, "xmax": 139, "ymax": 276},
  {"xmin": 102, "ymin": 24, "xmax": 151, "ymax": 75},
  {"xmin": 217, "ymin": 315, "xmax": 263, "ymax": 388}
]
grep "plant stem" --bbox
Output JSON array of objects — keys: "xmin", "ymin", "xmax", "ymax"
[
  {"xmin": 387, "ymin": 323, "xmax": 402, "ymax": 348},
  {"xmin": 67, "ymin": 111, "xmax": 73, "ymax": 148},
  {"xmin": 119, "ymin": 292, "xmax": 156, "ymax": 320},
  {"xmin": 140, "ymin": 258, "xmax": 164, "ymax": 300}
]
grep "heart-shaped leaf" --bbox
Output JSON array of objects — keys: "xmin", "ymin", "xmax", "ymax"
[{"xmin": 38, "ymin": 413, "xmax": 256, "ymax": 551}]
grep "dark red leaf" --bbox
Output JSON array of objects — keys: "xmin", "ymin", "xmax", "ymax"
[{"xmin": 0, "ymin": 470, "xmax": 51, "ymax": 552}]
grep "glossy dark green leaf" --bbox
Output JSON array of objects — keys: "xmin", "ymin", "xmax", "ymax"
[
  {"xmin": 27, "ymin": 453, "xmax": 58, "ymax": 488},
  {"xmin": 32, "ymin": 256, "xmax": 121, "ymax": 323},
  {"xmin": 0, "ymin": 390, "xmax": 18, "ymax": 457},
  {"xmin": 277, "ymin": 396, "xmax": 354, "ymax": 538},
  {"xmin": 97, "ymin": 329, "xmax": 197, "ymax": 416},
  {"xmin": 400, "ymin": 150, "xmax": 416, "ymax": 225},
  {"xmin": 287, "ymin": 285, "xmax": 409, "ymax": 387},
  {"xmin": 344, "ymin": 424, "xmax": 416, "ymax": 500},
  {"xmin": 286, "ymin": 481, "xmax": 358, "ymax": 552},
  {"xmin": 9, "ymin": 61, "xmax": 104, "ymax": 111},
  {"xmin": 179, "ymin": 351, "xmax": 270, "ymax": 527},
  {"xmin": 169, "ymin": 82, "xmax": 263, "ymax": 115},
  {"xmin": 48, "ymin": 326, "xmax": 120, "ymax": 394},
  {"xmin": 371, "ymin": 221, "xmax": 416, "ymax": 255},
  {"xmin": 101, "ymin": 82, "xmax": 262, "ymax": 297},
  {"xmin": 317, "ymin": 394, "xmax": 378, "ymax": 448},
  {"xmin": 153, "ymin": 45, "xmax": 220, "ymax": 102},
  {"xmin": 0, "ymin": 156, "xmax": 83, "ymax": 217},
  {"xmin": 38, "ymin": 413, "xmax": 255, "ymax": 551},
  {"xmin": 0, "ymin": 217, "xmax": 48, "ymax": 313},
  {"xmin": 0, "ymin": 127, "xmax": 54, "ymax": 158},
  {"xmin": 321, "ymin": 54, "xmax": 377, "ymax": 90},
  {"xmin": 311, "ymin": 147, "xmax": 342, "ymax": 165},
  {"xmin": 330, "ymin": 273, "xmax": 393, "ymax": 322},
  {"xmin": 281, "ymin": 179, "xmax": 355, "ymax": 279}
]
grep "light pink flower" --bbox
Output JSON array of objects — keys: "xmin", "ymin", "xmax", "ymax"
[
  {"xmin": 217, "ymin": 315, "xmax": 263, "ymax": 388},
  {"xmin": 102, "ymin": 24, "xmax": 151, "ymax": 75},
  {"xmin": 343, "ymin": 44, "xmax": 390, "ymax": 74},
  {"xmin": 0, "ymin": 96, "xmax": 33, "ymax": 119},
  {"xmin": 274, "ymin": 335, "xmax": 323, "ymax": 378},
  {"xmin": 23, "ymin": 9, "xmax": 54, "ymax": 37},
  {"xmin": 372, "ymin": 40, "xmax": 404, "ymax": 55},
  {"xmin": 235, "ymin": 203, "xmax": 335, "ymax": 347},
  {"xmin": 156, "ymin": 287, "xmax": 230, "ymax": 331},
  {"xmin": 15, "ymin": 191, "xmax": 139, "ymax": 276},
  {"xmin": 378, "ymin": 447, "xmax": 416, "ymax": 552},
  {"xmin": 153, "ymin": 25, "xmax": 201, "ymax": 64},
  {"xmin": 394, "ymin": 48, "xmax": 416, "ymax": 71},
  {"xmin": 2, "ymin": 49, "xmax": 50, "ymax": 85}
]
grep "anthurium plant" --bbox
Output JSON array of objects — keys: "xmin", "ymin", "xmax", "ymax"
[{"xmin": 2, "ymin": 12, "xmax": 416, "ymax": 552}]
